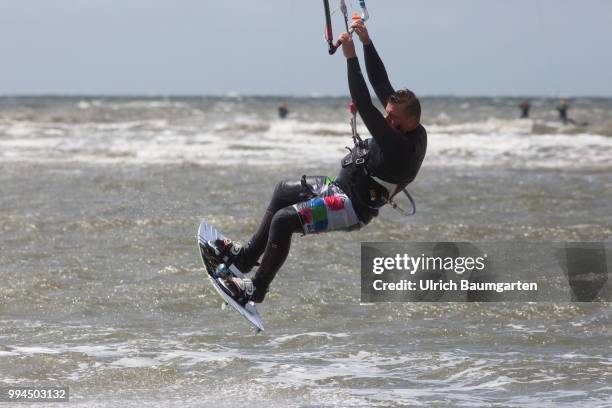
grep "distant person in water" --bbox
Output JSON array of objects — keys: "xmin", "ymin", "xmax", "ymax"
[
  {"xmin": 556, "ymin": 99, "xmax": 574, "ymax": 125},
  {"xmin": 278, "ymin": 102, "xmax": 289, "ymax": 119},
  {"xmin": 519, "ymin": 100, "xmax": 531, "ymax": 119}
]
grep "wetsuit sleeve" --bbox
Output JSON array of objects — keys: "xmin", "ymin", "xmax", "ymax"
[
  {"xmin": 347, "ymin": 57, "xmax": 402, "ymax": 154},
  {"xmin": 364, "ymin": 43, "xmax": 395, "ymax": 106}
]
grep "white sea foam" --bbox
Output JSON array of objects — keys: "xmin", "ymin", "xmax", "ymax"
[
  {"xmin": 267, "ymin": 331, "xmax": 350, "ymax": 346},
  {"xmin": 111, "ymin": 357, "xmax": 160, "ymax": 368},
  {"xmin": 1, "ymin": 116, "xmax": 610, "ymax": 170}
]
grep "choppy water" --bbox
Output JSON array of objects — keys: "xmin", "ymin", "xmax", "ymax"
[{"xmin": 1, "ymin": 96, "xmax": 612, "ymax": 407}]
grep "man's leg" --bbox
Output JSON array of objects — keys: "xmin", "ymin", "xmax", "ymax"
[
  {"xmin": 249, "ymin": 180, "xmax": 362, "ymax": 303},
  {"xmin": 250, "ymin": 206, "xmax": 303, "ymax": 302},
  {"xmin": 235, "ymin": 179, "xmax": 314, "ymax": 273}
]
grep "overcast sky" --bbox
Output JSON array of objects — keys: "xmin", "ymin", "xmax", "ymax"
[{"xmin": 1, "ymin": 0, "xmax": 611, "ymax": 96}]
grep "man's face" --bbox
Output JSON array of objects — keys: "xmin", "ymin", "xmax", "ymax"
[{"xmin": 385, "ymin": 102, "xmax": 418, "ymax": 133}]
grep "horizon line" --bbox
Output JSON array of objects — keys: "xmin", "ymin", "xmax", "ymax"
[{"xmin": 2, "ymin": 93, "xmax": 612, "ymax": 99}]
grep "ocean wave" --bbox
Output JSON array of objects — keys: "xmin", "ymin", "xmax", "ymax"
[{"xmin": 1, "ymin": 112, "xmax": 611, "ymax": 170}]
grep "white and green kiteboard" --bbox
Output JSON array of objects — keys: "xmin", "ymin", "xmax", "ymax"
[{"xmin": 197, "ymin": 221, "xmax": 264, "ymax": 332}]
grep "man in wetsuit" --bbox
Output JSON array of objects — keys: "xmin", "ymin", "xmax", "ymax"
[
  {"xmin": 211, "ymin": 22, "xmax": 427, "ymax": 305},
  {"xmin": 557, "ymin": 99, "xmax": 574, "ymax": 125},
  {"xmin": 278, "ymin": 102, "xmax": 289, "ymax": 119},
  {"xmin": 519, "ymin": 100, "xmax": 530, "ymax": 119}
]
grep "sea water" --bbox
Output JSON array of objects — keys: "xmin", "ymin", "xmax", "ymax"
[{"xmin": 1, "ymin": 96, "xmax": 611, "ymax": 407}]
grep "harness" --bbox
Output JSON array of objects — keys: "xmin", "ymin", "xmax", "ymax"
[{"xmin": 340, "ymin": 104, "xmax": 416, "ymax": 216}]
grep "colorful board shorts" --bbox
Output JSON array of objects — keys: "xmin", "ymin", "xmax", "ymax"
[{"xmin": 293, "ymin": 176, "xmax": 362, "ymax": 235}]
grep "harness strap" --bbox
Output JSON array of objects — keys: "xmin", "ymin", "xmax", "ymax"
[
  {"xmin": 370, "ymin": 175, "xmax": 397, "ymax": 196},
  {"xmin": 340, "ymin": 139, "xmax": 416, "ymax": 216}
]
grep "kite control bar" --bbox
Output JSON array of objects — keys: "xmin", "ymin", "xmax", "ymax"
[
  {"xmin": 323, "ymin": 0, "xmax": 368, "ymax": 55},
  {"xmin": 357, "ymin": 0, "xmax": 370, "ymax": 23},
  {"xmin": 323, "ymin": 0, "xmax": 340, "ymax": 55}
]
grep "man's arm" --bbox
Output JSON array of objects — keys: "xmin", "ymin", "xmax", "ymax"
[
  {"xmin": 339, "ymin": 33, "xmax": 403, "ymax": 154},
  {"xmin": 351, "ymin": 20, "xmax": 395, "ymax": 106},
  {"xmin": 347, "ymin": 57, "xmax": 390, "ymax": 137},
  {"xmin": 364, "ymin": 43, "xmax": 395, "ymax": 106}
]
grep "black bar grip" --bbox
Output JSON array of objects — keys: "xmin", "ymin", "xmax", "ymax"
[{"xmin": 328, "ymin": 43, "xmax": 339, "ymax": 55}]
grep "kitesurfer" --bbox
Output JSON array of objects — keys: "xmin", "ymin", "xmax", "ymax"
[
  {"xmin": 556, "ymin": 98, "xmax": 574, "ymax": 125},
  {"xmin": 519, "ymin": 100, "xmax": 530, "ymax": 119},
  {"xmin": 212, "ymin": 22, "xmax": 427, "ymax": 305},
  {"xmin": 278, "ymin": 102, "xmax": 289, "ymax": 119}
]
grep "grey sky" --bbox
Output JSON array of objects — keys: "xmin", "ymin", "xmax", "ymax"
[{"xmin": 1, "ymin": 0, "xmax": 611, "ymax": 96}]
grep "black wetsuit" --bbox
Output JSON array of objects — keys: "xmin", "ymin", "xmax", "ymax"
[
  {"xmin": 278, "ymin": 106, "xmax": 289, "ymax": 119},
  {"xmin": 520, "ymin": 102, "xmax": 530, "ymax": 119},
  {"xmin": 558, "ymin": 105, "xmax": 569, "ymax": 125},
  {"xmin": 337, "ymin": 43, "xmax": 427, "ymax": 223}
]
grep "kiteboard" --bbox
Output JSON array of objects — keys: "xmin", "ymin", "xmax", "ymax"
[{"xmin": 197, "ymin": 221, "xmax": 264, "ymax": 332}]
